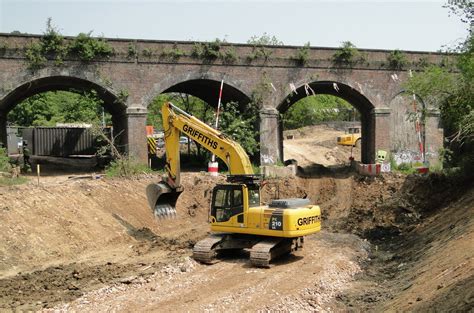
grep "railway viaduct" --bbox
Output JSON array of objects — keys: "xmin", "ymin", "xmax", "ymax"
[{"xmin": 0, "ymin": 34, "xmax": 446, "ymax": 165}]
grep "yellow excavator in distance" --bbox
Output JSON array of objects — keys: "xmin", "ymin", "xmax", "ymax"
[{"xmin": 146, "ymin": 102, "xmax": 321, "ymax": 267}]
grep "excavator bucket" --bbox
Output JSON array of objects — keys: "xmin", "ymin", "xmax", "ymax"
[{"xmin": 146, "ymin": 183, "xmax": 182, "ymax": 219}]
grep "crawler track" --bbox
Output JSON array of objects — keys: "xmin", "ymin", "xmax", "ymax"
[{"xmin": 192, "ymin": 234, "xmax": 225, "ymax": 264}]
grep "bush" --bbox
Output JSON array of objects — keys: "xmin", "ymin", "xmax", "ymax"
[
  {"xmin": 294, "ymin": 42, "xmax": 310, "ymax": 66},
  {"xmin": 25, "ymin": 18, "xmax": 114, "ymax": 69},
  {"xmin": 222, "ymin": 46, "xmax": 238, "ymax": 63},
  {"xmin": 191, "ymin": 39, "xmax": 222, "ymax": 60},
  {"xmin": 69, "ymin": 32, "xmax": 114, "ymax": 61},
  {"xmin": 0, "ymin": 147, "xmax": 11, "ymax": 173},
  {"xmin": 333, "ymin": 41, "xmax": 361, "ymax": 66},
  {"xmin": 161, "ymin": 44, "xmax": 185, "ymax": 60},
  {"xmin": 387, "ymin": 49, "xmax": 407, "ymax": 70}
]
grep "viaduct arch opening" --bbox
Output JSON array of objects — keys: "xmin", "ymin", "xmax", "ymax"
[
  {"xmin": 278, "ymin": 81, "xmax": 376, "ymax": 165},
  {"xmin": 0, "ymin": 76, "xmax": 127, "ymax": 168},
  {"xmin": 162, "ymin": 79, "xmax": 251, "ymax": 109},
  {"xmin": 147, "ymin": 78, "xmax": 255, "ymax": 170}
]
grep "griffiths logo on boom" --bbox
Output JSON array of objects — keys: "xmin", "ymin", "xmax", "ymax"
[{"xmin": 183, "ymin": 124, "xmax": 218, "ymax": 150}]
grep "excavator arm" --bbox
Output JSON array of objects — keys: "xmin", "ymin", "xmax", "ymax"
[{"xmin": 146, "ymin": 102, "xmax": 254, "ymax": 218}]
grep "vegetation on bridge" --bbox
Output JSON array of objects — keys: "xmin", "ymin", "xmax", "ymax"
[
  {"xmin": 405, "ymin": 1, "xmax": 473, "ymax": 175},
  {"xmin": 25, "ymin": 18, "xmax": 114, "ymax": 70}
]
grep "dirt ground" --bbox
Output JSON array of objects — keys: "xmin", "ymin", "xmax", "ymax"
[
  {"xmin": 283, "ymin": 125, "xmax": 361, "ymax": 168},
  {"xmin": 0, "ymin": 124, "xmax": 473, "ymax": 312}
]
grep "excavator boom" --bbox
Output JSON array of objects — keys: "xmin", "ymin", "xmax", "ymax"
[{"xmin": 146, "ymin": 102, "xmax": 253, "ymax": 217}]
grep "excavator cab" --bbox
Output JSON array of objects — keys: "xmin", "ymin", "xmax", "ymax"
[{"xmin": 209, "ymin": 175, "xmax": 261, "ymax": 226}]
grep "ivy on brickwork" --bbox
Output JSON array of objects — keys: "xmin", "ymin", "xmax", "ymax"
[
  {"xmin": 115, "ymin": 89, "xmax": 129, "ymax": 104},
  {"xmin": 25, "ymin": 18, "xmax": 114, "ymax": 70},
  {"xmin": 251, "ymin": 72, "xmax": 273, "ymax": 106}
]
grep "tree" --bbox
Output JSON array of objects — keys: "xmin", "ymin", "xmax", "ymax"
[
  {"xmin": 147, "ymin": 94, "xmax": 259, "ymax": 159},
  {"xmin": 404, "ymin": 1, "xmax": 473, "ymax": 171},
  {"xmin": 8, "ymin": 90, "xmax": 111, "ymax": 127},
  {"xmin": 283, "ymin": 95, "xmax": 357, "ymax": 130}
]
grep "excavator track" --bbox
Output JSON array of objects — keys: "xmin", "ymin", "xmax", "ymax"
[
  {"xmin": 192, "ymin": 234, "xmax": 225, "ymax": 264},
  {"xmin": 250, "ymin": 237, "xmax": 303, "ymax": 268}
]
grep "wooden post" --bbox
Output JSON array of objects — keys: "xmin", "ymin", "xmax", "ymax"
[{"xmin": 37, "ymin": 164, "xmax": 40, "ymax": 186}]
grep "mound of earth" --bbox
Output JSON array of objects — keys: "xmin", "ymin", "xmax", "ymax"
[{"xmin": 0, "ymin": 171, "xmax": 472, "ymax": 311}]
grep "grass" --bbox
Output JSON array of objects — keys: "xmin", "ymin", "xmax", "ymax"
[
  {"xmin": 0, "ymin": 176, "xmax": 28, "ymax": 186},
  {"xmin": 105, "ymin": 158, "xmax": 154, "ymax": 178}
]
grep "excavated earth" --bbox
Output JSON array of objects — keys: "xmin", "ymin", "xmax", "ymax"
[
  {"xmin": 0, "ymin": 124, "xmax": 472, "ymax": 312},
  {"xmin": 0, "ymin": 169, "xmax": 472, "ymax": 312}
]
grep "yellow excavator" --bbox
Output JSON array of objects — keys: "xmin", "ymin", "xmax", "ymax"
[{"xmin": 146, "ymin": 102, "xmax": 321, "ymax": 267}]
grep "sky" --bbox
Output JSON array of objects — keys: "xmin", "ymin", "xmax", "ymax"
[{"xmin": 0, "ymin": 0, "xmax": 469, "ymax": 52}]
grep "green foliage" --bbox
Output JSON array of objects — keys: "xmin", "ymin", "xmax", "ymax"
[
  {"xmin": 142, "ymin": 48, "xmax": 153, "ymax": 57},
  {"xmin": 25, "ymin": 42, "xmax": 47, "ymax": 69},
  {"xmin": 387, "ymin": 49, "xmax": 407, "ymax": 70},
  {"xmin": 0, "ymin": 176, "xmax": 28, "ymax": 186},
  {"xmin": 105, "ymin": 158, "xmax": 152, "ymax": 177},
  {"xmin": 416, "ymin": 57, "xmax": 429, "ymax": 69},
  {"xmin": 332, "ymin": 41, "xmax": 362, "ymax": 66},
  {"xmin": 247, "ymin": 33, "xmax": 283, "ymax": 46},
  {"xmin": 0, "ymin": 147, "xmax": 11, "ymax": 173},
  {"xmin": 294, "ymin": 42, "xmax": 311, "ymax": 66},
  {"xmin": 161, "ymin": 43, "xmax": 185, "ymax": 60},
  {"xmin": 69, "ymin": 32, "xmax": 113, "ymax": 61},
  {"xmin": 116, "ymin": 89, "xmax": 129, "ymax": 104},
  {"xmin": 191, "ymin": 39, "xmax": 223, "ymax": 60},
  {"xmin": 252, "ymin": 163, "xmax": 261, "ymax": 174},
  {"xmin": 7, "ymin": 90, "xmax": 111, "ymax": 127},
  {"xmin": 394, "ymin": 162, "xmax": 416, "ymax": 174},
  {"xmin": 250, "ymin": 73, "xmax": 273, "ymax": 105},
  {"xmin": 219, "ymin": 101, "xmax": 259, "ymax": 155},
  {"xmin": 148, "ymin": 93, "xmax": 259, "ymax": 158},
  {"xmin": 245, "ymin": 33, "xmax": 283, "ymax": 62},
  {"xmin": 283, "ymin": 95, "xmax": 357, "ymax": 130},
  {"xmin": 25, "ymin": 18, "xmax": 114, "ymax": 69},
  {"xmin": 127, "ymin": 43, "xmax": 137, "ymax": 59},
  {"xmin": 405, "ymin": 2, "xmax": 473, "ymax": 174},
  {"xmin": 222, "ymin": 46, "xmax": 238, "ymax": 63},
  {"xmin": 247, "ymin": 45, "xmax": 272, "ymax": 61}
]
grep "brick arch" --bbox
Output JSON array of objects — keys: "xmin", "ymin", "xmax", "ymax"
[
  {"xmin": 277, "ymin": 80, "xmax": 377, "ymax": 164},
  {"xmin": 143, "ymin": 72, "xmax": 252, "ymax": 108},
  {"xmin": 0, "ymin": 75, "xmax": 125, "ymax": 115},
  {"xmin": 0, "ymin": 75, "xmax": 128, "ymax": 152},
  {"xmin": 387, "ymin": 90, "xmax": 438, "ymax": 164}
]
